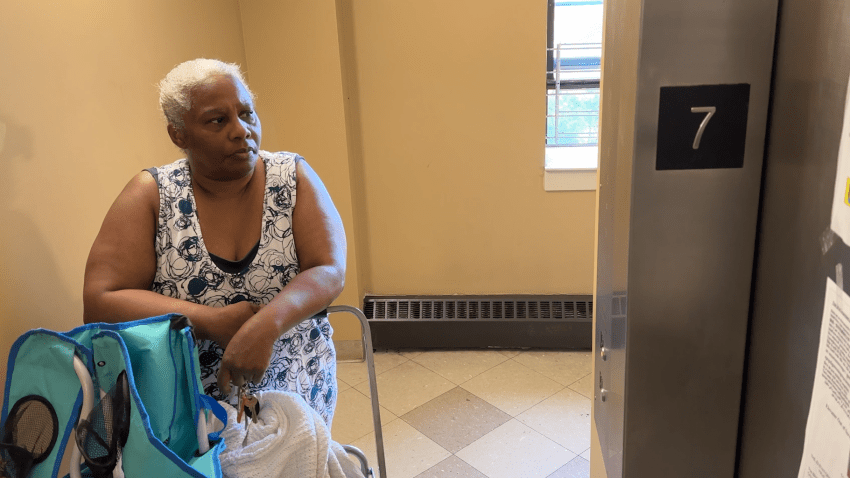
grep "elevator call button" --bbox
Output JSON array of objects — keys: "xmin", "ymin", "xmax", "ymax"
[{"xmin": 656, "ymin": 83, "xmax": 750, "ymax": 170}]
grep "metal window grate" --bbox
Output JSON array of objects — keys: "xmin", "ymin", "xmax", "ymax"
[
  {"xmin": 546, "ymin": 43, "xmax": 601, "ymax": 147},
  {"xmin": 363, "ymin": 296, "xmax": 593, "ymax": 321}
]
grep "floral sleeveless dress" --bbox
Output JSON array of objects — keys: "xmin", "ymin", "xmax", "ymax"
[{"xmin": 147, "ymin": 150, "xmax": 336, "ymax": 426}]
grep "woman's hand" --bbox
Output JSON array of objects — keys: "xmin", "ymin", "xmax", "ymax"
[{"xmin": 216, "ymin": 313, "xmax": 279, "ymax": 396}]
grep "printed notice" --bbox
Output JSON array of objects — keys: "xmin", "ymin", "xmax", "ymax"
[
  {"xmin": 830, "ymin": 76, "xmax": 850, "ymax": 245},
  {"xmin": 798, "ymin": 278, "xmax": 850, "ymax": 478}
]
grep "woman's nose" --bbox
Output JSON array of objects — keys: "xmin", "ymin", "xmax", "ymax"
[{"xmin": 231, "ymin": 118, "xmax": 251, "ymax": 139}]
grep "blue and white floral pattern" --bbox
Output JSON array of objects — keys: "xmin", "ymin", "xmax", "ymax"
[{"xmin": 149, "ymin": 151, "xmax": 336, "ymax": 425}]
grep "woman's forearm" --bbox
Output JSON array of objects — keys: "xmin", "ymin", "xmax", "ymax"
[
  {"xmin": 84, "ymin": 259, "xmax": 344, "ymax": 344},
  {"xmin": 85, "ymin": 288, "xmax": 197, "ymax": 323},
  {"xmin": 257, "ymin": 264, "xmax": 345, "ymax": 337},
  {"xmin": 83, "ymin": 288, "xmax": 221, "ymax": 340}
]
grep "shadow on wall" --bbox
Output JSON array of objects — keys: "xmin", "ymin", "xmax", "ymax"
[{"xmin": 0, "ymin": 116, "xmax": 79, "ymax": 398}]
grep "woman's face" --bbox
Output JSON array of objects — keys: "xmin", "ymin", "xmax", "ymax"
[{"xmin": 170, "ymin": 74, "xmax": 262, "ymax": 181}]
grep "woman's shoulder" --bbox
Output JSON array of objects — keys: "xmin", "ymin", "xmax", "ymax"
[
  {"xmin": 109, "ymin": 170, "xmax": 160, "ymax": 218},
  {"xmin": 150, "ymin": 157, "xmax": 188, "ymax": 174},
  {"xmin": 261, "ymin": 150, "xmax": 303, "ymax": 165},
  {"xmin": 261, "ymin": 151, "xmax": 301, "ymax": 182},
  {"xmin": 146, "ymin": 158, "xmax": 189, "ymax": 189}
]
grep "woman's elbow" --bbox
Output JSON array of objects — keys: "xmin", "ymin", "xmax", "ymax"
[
  {"xmin": 82, "ymin": 287, "xmax": 105, "ymax": 324},
  {"xmin": 328, "ymin": 264, "xmax": 346, "ymax": 298},
  {"xmin": 82, "ymin": 278, "xmax": 118, "ymax": 324}
]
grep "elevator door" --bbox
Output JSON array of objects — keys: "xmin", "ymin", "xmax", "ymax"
[{"xmin": 736, "ymin": 0, "xmax": 850, "ymax": 475}]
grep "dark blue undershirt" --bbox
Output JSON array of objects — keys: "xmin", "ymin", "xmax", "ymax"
[
  {"xmin": 208, "ymin": 241, "xmax": 260, "ymax": 274},
  {"xmin": 146, "ymin": 167, "xmax": 260, "ymax": 275}
]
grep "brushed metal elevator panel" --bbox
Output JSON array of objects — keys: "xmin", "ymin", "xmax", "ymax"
[
  {"xmin": 737, "ymin": 0, "xmax": 850, "ymax": 475},
  {"xmin": 594, "ymin": 0, "xmax": 778, "ymax": 476},
  {"xmin": 595, "ymin": 0, "xmax": 641, "ymax": 474}
]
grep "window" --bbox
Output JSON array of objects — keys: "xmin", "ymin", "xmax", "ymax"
[{"xmin": 545, "ymin": 0, "xmax": 603, "ymax": 190}]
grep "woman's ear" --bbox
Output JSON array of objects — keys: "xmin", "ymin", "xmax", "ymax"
[{"xmin": 167, "ymin": 123, "xmax": 186, "ymax": 149}]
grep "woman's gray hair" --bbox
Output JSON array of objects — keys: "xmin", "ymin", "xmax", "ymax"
[{"xmin": 158, "ymin": 58, "xmax": 254, "ymax": 130}]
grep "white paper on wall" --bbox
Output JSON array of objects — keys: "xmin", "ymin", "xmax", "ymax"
[{"xmin": 797, "ymin": 278, "xmax": 850, "ymax": 478}]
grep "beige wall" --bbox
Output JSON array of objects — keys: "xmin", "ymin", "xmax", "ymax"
[
  {"xmin": 0, "ymin": 0, "xmax": 247, "ymax": 389},
  {"xmin": 341, "ymin": 0, "xmax": 596, "ymax": 295}
]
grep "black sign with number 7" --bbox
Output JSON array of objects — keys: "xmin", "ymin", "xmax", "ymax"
[{"xmin": 656, "ymin": 83, "xmax": 750, "ymax": 170}]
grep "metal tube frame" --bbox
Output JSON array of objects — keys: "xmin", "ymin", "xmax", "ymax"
[{"xmin": 327, "ymin": 305, "xmax": 387, "ymax": 478}]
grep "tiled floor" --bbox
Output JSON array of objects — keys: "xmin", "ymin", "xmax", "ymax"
[{"xmin": 333, "ymin": 349, "xmax": 592, "ymax": 478}]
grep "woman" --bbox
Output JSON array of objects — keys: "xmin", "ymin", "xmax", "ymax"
[{"xmin": 83, "ymin": 59, "xmax": 345, "ymax": 426}]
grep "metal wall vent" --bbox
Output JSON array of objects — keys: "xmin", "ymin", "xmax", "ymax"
[{"xmin": 363, "ymin": 295, "xmax": 593, "ymax": 321}]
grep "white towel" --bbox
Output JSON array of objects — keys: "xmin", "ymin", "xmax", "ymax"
[{"xmin": 218, "ymin": 391, "xmax": 364, "ymax": 478}]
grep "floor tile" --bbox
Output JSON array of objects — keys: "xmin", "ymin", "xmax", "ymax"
[
  {"xmin": 337, "ymin": 376, "xmax": 352, "ymax": 393},
  {"xmin": 546, "ymin": 456, "xmax": 590, "ymax": 478},
  {"xmin": 569, "ymin": 372, "xmax": 594, "ymax": 399},
  {"xmin": 337, "ymin": 349, "xmax": 593, "ymax": 478},
  {"xmin": 350, "ymin": 418, "xmax": 451, "ymax": 478},
  {"xmin": 399, "ymin": 349, "xmax": 427, "ymax": 360},
  {"xmin": 413, "ymin": 455, "xmax": 488, "ymax": 478},
  {"xmin": 374, "ymin": 351, "xmax": 412, "ymax": 368},
  {"xmin": 517, "ymin": 388, "xmax": 591, "ymax": 453},
  {"xmin": 512, "ymin": 351, "xmax": 593, "ymax": 387},
  {"xmin": 332, "ymin": 387, "xmax": 398, "ymax": 444},
  {"xmin": 456, "ymin": 419, "xmax": 576, "ymax": 478},
  {"xmin": 460, "ymin": 359, "xmax": 564, "ymax": 416},
  {"xmin": 354, "ymin": 360, "xmax": 456, "ymax": 416},
  {"xmin": 337, "ymin": 351, "xmax": 410, "ymax": 387},
  {"xmin": 496, "ymin": 349, "xmax": 524, "ymax": 358},
  {"xmin": 408, "ymin": 350, "xmax": 510, "ymax": 384},
  {"xmin": 335, "ymin": 361, "xmax": 365, "ymax": 388},
  {"xmin": 401, "ymin": 387, "xmax": 511, "ymax": 453}
]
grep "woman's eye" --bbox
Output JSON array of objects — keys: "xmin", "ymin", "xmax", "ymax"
[
  {"xmin": 210, "ymin": 117, "xmax": 224, "ymax": 124},
  {"xmin": 241, "ymin": 111, "xmax": 254, "ymax": 118}
]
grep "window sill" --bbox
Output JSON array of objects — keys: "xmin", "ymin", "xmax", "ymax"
[{"xmin": 544, "ymin": 146, "xmax": 598, "ymax": 191}]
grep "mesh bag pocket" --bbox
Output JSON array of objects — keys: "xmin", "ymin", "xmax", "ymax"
[
  {"xmin": 0, "ymin": 395, "xmax": 58, "ymax": 478},
  {"xmin": 75, "ymin": 371, "xmax": 130, "ymax": 478}
]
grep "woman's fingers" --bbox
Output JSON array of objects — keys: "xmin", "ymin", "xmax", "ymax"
[
  {"xmin": 217, "ymin": 365, "xmax": 255, "ymax": 396},
  {"xmin": 217, "ymin": 366, "xmax": 234, "ymax": 396},
  {"xmin": 217, "ymin": 357, "xmax": 267, "ymax": 395}
]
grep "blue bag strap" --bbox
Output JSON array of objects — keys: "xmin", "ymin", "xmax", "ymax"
[{"xmin": 199, "ymin": 394, "xmax": 228, "ymax": 441}]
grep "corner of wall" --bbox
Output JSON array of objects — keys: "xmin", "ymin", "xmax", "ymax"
[
  {"xmin": 334, "ymin": 0, "xmax": 372, "ymax": 300},
  {"xmin": 235, "ymin": 0, "xmax": 251, "ymax": 77}
]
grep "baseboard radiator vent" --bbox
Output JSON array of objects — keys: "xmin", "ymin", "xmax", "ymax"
[{"xmin": 363, "ymin": 295, "xmax": 592, "ymax": 349}]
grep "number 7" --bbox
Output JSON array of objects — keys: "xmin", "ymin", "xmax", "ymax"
[{"xmin": 690, "ymin": 106, "xmax": 716, "ymax": 149}]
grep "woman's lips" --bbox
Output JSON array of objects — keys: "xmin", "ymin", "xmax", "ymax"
[{"xmin": 230, "ymin": 147, "xmax": 257, "ymax": 158}]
